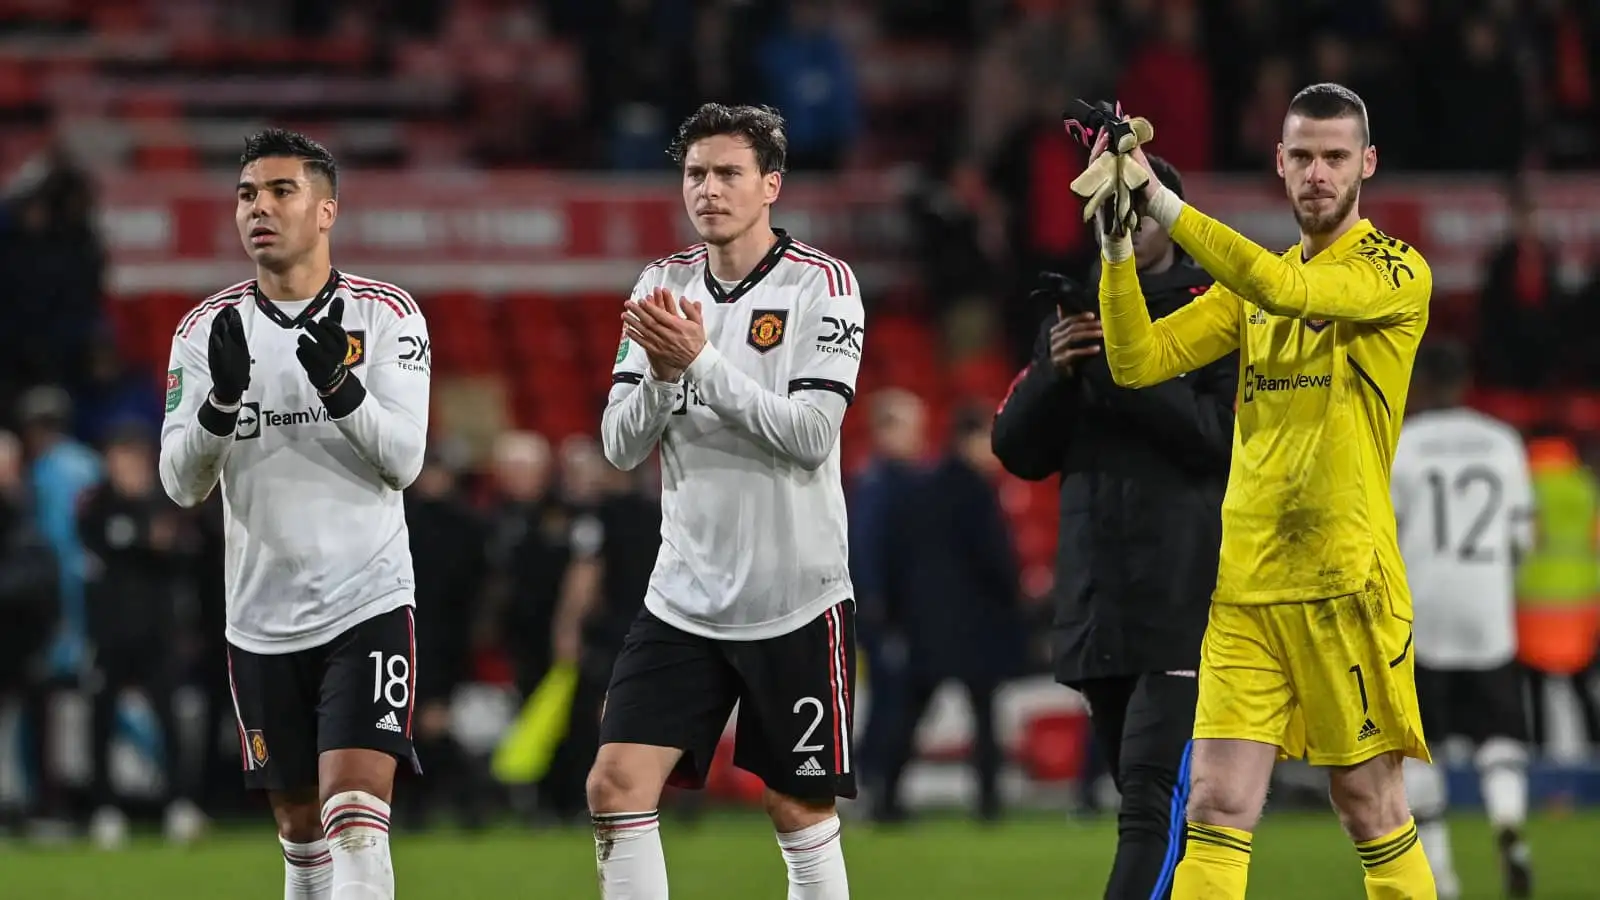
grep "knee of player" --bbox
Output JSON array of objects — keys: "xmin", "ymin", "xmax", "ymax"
[
  {"xmin": 1185, "ymin": 774, "xmax": 1264, "ymax": 830},
  {"xmin": 1329, "ymin": 764, "xmax": 1411, "ymax": 840},
  {"xmin": 272, "ymin": 793, "xmax": 324, "ymax": 843},
  {"xmin": 763, "ymin": 789, "xmax": 836, "ymax": 833},
  {"xmin": 587, "ymin": 758, "xmax": 646, "ymax": 814}
]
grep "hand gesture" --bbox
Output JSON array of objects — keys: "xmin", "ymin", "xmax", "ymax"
[
  {"xmin": 208, "ymin": 306, "xmax": 252, "ymax": 405},
  {"xmin": 296, "ymin": 297, "xmax": 351, "ymax": 393},
  {"xmin": 1049, "ymin": 308, "xmax": 1104, "ymax": 377},
  {"xmin": 622, "ymin": 287, "xmax": 707, "ymax": 382}
]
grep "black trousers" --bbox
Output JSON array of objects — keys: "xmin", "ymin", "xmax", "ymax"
[
  {"xmin": 879, "ymin": 672, "xmax": 1000, "ymax": 818},
  {"xmin": 1075, "ymin": 673, "xmax": 1198, "ymax": 900},
  {"xmin": 90, "ymin": 645, "xmax": 193, "ymax": 810}
]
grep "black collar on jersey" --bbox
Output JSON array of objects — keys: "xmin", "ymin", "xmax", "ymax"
[
  {"xmin": 252, "ymin": 267, "xmax": 342, "ymax": 329},
  {"xmin": 703, "ymin": 229, "xmax": 793, "ymax": 304}
]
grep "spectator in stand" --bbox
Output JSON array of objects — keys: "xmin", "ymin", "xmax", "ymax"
[
  {"xmin": 0, "ymin": 430, "xmax": 58, "ymax": 833},
  {"xmin": 74, "ymin": 340, "xmax": 163, "ymax": 449},
  {"xmin": 1477, "ymin": 179, "xmax": 1567, "ymax": 390},
  {"xmin": 1229, "ymin": 55, "xmax": 1296, "ymax": 171},
  {"xmin": 1437, "ymin": 13, "xmax": 1528, "ymax": 172},
  {"xmin": 1115, "ymin": 0, "xmax": 1213, "ymax": 173},
  {"xmin": 17, "ymin": 386, "xmax": 100, "ymax": 682},
  {"xmin": 758, "ymin": 0, "xmax": 861, "ymax": 172},
  {"xmin": 0, "ymin": 153, "xmax": 106, "ymax": 394}
]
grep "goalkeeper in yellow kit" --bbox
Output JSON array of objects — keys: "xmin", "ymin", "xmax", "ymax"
[{"xmin": 1085, "ymin": 84, "xmax": 1437, "ymax": 899}]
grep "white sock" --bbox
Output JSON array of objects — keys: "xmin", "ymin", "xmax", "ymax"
[
  {"xmin": 1404, "ymin": 757, "xmax": 1460, "ymax": 899},
  {"xmin": 1476, "ymin": 737, "xmax": 1529, "ymax": 830},
  {"xmin": 320, "ymin": 791, "xmax": 394, "ymax": 900},
  {"xmin": 776, "ymin": 816, "xmax": 849, "ymax": 900},
  {"xmin": 281, "ymin": 836, "xmax": 334, "ymax": 900},
  {"xmin": 594, "ymin": 810, "xmax": 668, "ymax": 900}
]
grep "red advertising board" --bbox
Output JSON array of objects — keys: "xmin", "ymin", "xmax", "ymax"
[{"xmin": 96, "ymin": 172, "xmax": 1600, "ymax": 296}]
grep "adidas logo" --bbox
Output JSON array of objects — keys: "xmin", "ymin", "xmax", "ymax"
[
  {"xmin": 376, "ymin": 711, "xmax": 402, "ymax": 733},
  {"xmin": 795, "ymin": 756, "xmax": 827, "ymax": 777},
  {"xmin": 1249, "ymin": 309, "xmax": 1268, "ymax": 325},
  {"xmin": 1357, "ymin": 718, "xmax": 1381, "ymax": 741}
]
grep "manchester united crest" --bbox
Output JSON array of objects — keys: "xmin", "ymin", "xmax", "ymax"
[
  {"xmin": 247, "ymin": 729, "xmax": 269, "ymax": 768},
  {"xmin": 343, "ymin": 330, "xmax": 367, "ymax": 367},
  {"xmin": 747, "ymin": 309, "xmax": 788, "ymax": 354}
]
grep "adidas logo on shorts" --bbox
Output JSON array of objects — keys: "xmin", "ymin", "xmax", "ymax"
[
  {"xmin": 796, "ymin": 756, "xmax": 827, "ymax": 777},
  {"xmin": 376, "ymin": 711, "xmax": 403, "ymax": 733},
  {"xmin": 1358, "ymin": 718, "xmax": 1381, "ymax": 741}
]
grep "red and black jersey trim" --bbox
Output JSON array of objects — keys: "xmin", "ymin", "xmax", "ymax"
[
  {"xmin": 176, "ymin": 281, "xmax": 252, "ymax": 338},
  {"xmin": 788, "ymin": 240, "xmax": 854, "ymax": 297},
  {"xmin": 253, "ymin": 268, "xmax": 343, "ymax": 329},
  {"xmin": 789, "ymin": 377, "xmax": 855, "ymax": 405},
  {"xmin": 704, "ymin": 229, "xmax": 793, "ymax": 305},
  {"xmin": 341, "ymin": 273, "xmax": 419, "ymax": 318},
  {"xmin": 646, "ymin": 245, "xmax": 709, "ymax": 271}
]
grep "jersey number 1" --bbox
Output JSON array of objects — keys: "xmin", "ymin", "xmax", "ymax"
[{"xmin": 369, "ymin": 651, "xmax": 411, "ymax": 708}]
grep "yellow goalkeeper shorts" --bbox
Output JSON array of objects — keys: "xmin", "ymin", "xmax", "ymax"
[{"xmin": 1193, "ymin": 580, "xmax": 1430, "ymax": 766}]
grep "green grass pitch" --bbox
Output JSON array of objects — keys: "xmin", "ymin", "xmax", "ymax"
[{"xmin": 2, "ymin": 811, "xmax": 1593, "ymax": 898}]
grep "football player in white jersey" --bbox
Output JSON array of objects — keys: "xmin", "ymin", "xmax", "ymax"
[
  {"xmin": 1392, "ymin": 342, "xmax": 1535, "ymax": 899},
  {"xmin": 588, "ymin": 103, "xmax": 864, "ymax": 900},
  {"xmin": 159, "ymin": 130, "xmax": 430, "ymax": 900}
]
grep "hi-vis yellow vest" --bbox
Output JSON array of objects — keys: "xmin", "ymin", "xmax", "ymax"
[{"xmin": 1516, "ymin": 436, "xmax": 1600, "ymax": 673}]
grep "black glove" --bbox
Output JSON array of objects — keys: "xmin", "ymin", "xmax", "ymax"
[
  {"xmin": 1030, "ymin": 271, "xmax": 1090, "ymax": 318},
  {"xmin": 296, "ymin": 297, "xmax": 350, "ymax": 393},
  {"xmin": 207, "ymin": 306, "xmax": 251, "ymax": 405}
]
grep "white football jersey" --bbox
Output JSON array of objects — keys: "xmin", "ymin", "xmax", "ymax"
[
  {"xmin": 1392, "ymin": 408, "xmax": 1534, "ymax": 669},
  {"xmin": 603, "ymin": 230, "xmax": 864, "ymax": 640},
  {"xmin": 159, "ymin": 271, "xmax": 431, "ymax": 655}
]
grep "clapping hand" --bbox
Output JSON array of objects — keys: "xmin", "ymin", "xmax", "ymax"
[{"xmin": 622, "ymin": 287, "xmax": 707, "ymax": 382}]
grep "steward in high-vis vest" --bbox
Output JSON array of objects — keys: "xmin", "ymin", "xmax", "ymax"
[{"xmin": 1516, "ymin": 435, "xmax": 1600, "ymax": 675}]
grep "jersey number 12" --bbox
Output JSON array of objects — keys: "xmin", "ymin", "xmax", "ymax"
[{"xmin": 1423, "ymin": 465, "xmax": 1503, "ymax": 562}]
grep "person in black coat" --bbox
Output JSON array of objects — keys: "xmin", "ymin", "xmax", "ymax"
[
  {"xmin": 78, "ymin": 426, "xmax": 195, "ymax": 844},
  {"xmin": 400, "ymin": 451, "xmax": 490, "ymax": 828},
  {"xmin": 991, "ymin": 155, "xmax": 1236, "ymax": 899},
  {"xmin": 874, "ymin": 406, "xmax": 1023, "ymax": 823}
]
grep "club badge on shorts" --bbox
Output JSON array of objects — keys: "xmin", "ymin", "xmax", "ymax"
[
  {"xmin": 343, "ymin": 331, "xmax": 367, "ymax": 367},
  {"xmin": 247, "ymin": 729, "xmax": 269, "ymax": 768},
  {"xmin": 748, "ymin": 309, "xmax": 788, "ymax": 354}
]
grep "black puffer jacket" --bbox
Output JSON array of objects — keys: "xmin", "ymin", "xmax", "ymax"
[{"xmin": 992, "ymin": 258, "xmax": 1237, "ymax": 683}]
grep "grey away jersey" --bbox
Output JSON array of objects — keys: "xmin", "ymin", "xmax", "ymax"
[
  {"xmin": 1392, "ymin": 408, "xmax": 1534, "ymax": 669},
  {"xmin": 159, "ymin": 271, "xmax": 431, "ymax": 655},
  {"xmin": 603, "ymin": 230, "xmax": 864, "ymax": 640}
]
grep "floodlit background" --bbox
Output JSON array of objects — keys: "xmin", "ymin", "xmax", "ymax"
[{"xmin": 1, "ymin": 1, "xmax": 1598, "ymax": 897}]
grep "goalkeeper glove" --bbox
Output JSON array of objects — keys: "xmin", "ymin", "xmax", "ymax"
[{"xmin": 1064, "ymin": 100, "xmax": 1154, "ymax": 240}]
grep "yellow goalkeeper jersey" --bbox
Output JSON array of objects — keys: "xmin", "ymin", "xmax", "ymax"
[{"xmin": 1099, "ymin": 212, "xmax": 1431, "ymax": 608}]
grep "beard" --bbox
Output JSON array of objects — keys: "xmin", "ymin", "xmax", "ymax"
[{"xmin": 1291, "ymin": 180, "xmax": 1360, "ymax": 236}]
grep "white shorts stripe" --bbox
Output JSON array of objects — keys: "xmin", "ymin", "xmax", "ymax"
[
  {"xmin": 225, "ymin": 648, "xmax": 250, "ymax": 771},
  {"xmin": 828, "ymin": 605, "xmax": 851, "ymax": 775}
]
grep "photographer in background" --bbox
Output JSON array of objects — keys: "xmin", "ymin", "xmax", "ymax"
[{"xmin": 991, "ymin": 155, "xmax": 1237, "ymax": 899}]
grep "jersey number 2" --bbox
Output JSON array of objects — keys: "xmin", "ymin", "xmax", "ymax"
[
  {"xmin": 792, "ymin": 696, "xmax": 827, "ymax": 753},
  {"xmin": 1424, "ymin": 465, "xmax": 1503, "ymax": 562},
  {"xmin": 369, "ymin": 651, "xmax": 411, "ymax": 708}
]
